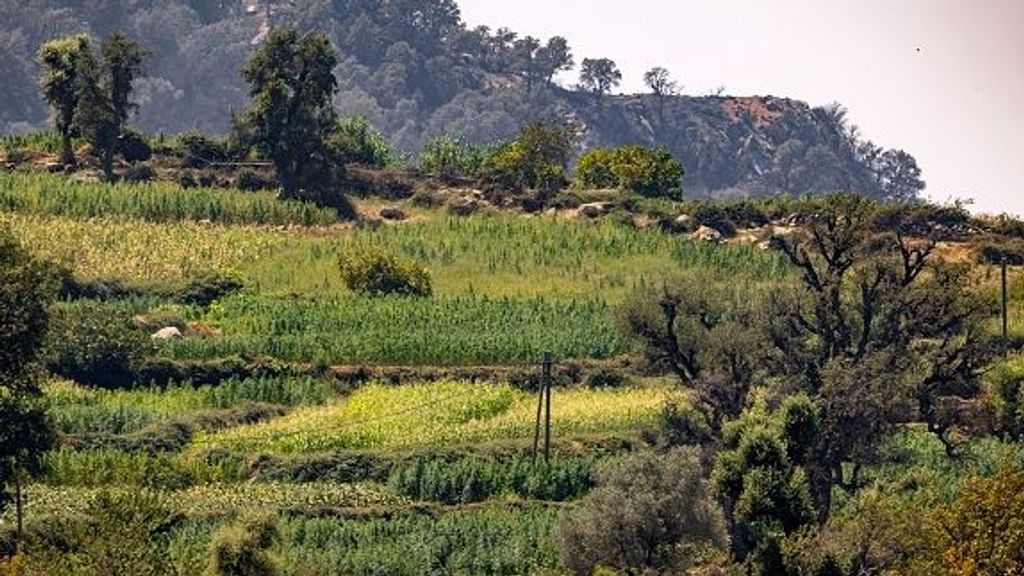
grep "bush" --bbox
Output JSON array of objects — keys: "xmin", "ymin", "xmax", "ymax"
[
  {"xmin": 338, "ymin": 250, "xmax": 432, "ymax": 297},
  {"xmin": 480, "ymin": 121, "xmax": 572, "ymax": 193},
  {"xmin": 235, "ymin": 170, "xmax": 276, "ymax": 192},
  {"xmin": 176, "ymin": 271, "xmax": 245, "ymax": 308},
  {"xmin": 557, "ymin": 448, "xmax": 728, "ymax": 575},
  {"xmin": 575, "ymin": 145, "xmax": 683, "ymax": 199},
  {"xmin": 692, "ymin": 204, "xmax": 737, "ymax": 237},
  {"xmin": 118, "ymin": 129, "xmax": 152, "ymax": 163},
  {"xmin": 333, "ymin": 117, "xmax": 395, "ymax": 168},
  {"xmin": 205, "ymin": 513, "xmax": 280, "ymax": 576},
  {"xmin": 174, "ymin": 130, "xmax": 228, "ymax": 168},
  {"xmin": 344, "ymin": 166, "xmax": 414, "ymax": 200},
  {"xmin": 419, "ymin": 136, "xmax": 488, "ymax": 182},
  {"xmin": 44, "ymin": 303, "xmax": 152, "ymax": 389},
  {"xmin": 121, "ymin": 163, "xmax": 156, "ymax": 183}
]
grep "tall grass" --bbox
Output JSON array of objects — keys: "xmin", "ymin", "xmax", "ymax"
[
  {"xmin": 0, "ymin": 172, "xmax": 337, "ymax": 225},
  {"xmin": 167, "ymin": 294, "xmax": 619, "ymax": 364}
]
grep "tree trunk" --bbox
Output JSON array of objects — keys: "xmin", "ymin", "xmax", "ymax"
[{"xmin": 59, "ymin": 133, "xmax": 76, "ymax": 166}]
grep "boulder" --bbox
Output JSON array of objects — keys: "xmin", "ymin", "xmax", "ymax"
[
  {"xmin": 692, "ymin": 225, "xmax": 724, "ymax": 243},
  {"xmin": 379, "ymin": 206, "xmax": 407, "ymax": 221},
  {"xmin": 673, "ymin": 214, "xmax": 698, "ymax": 233},
  {"xmin": 579, "ymin": 202, "xmax": 612, "ymax": 218},
  {"xmin": 45, "ymin": 161, "xmax": 64, "ymax": 173},
  {"xmin": 151, "ymin": 327, "xmax": 183, "ymax": 341}
]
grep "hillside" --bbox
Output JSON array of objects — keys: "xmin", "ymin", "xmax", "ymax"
[{"xmin": 0, "ymin": 0, "xmax": 918, "ymax": 199}]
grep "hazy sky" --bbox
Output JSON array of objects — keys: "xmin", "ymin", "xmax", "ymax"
[{"xmin": 458, "ymin": 0, "xmax": 1024, "ymax": 215}]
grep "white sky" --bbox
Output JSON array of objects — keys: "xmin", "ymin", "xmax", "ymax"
[{"xmin": 458, "ymin": 0, "xmax": 1024, "ymax": 215}]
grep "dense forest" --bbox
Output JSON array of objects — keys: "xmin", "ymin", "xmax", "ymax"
[{"xmin": 0, "ymin": 0, "xmax": 923, "ymax": 199}]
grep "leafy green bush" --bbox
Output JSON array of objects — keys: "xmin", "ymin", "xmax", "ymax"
[
  {"xmin": 419, "ymin": 136, "xmax": 488, "ymax": 182},
  {"xmin": 176, "ymin": 271, "xmax": 245, "ymax": 308},
  {"xmin": 333, "ymin": 117, "xmax": 394, "ymax": 168},
  {"xmin": 337, "ymin": 250, "xmax": 431, "ymax": 297},
  {"xmin": 480, "ymin": 121, "xmax": 572, "ymax": 193},
  {"xmin": 575, "ymin": 144, "xmax": 683, "ymax": 198},
  {"xmin": 44, "ymin": 303, "xmax": 152, "ymax": 389},
  {"xmin": 557, "ymin": 448, "xmax": 728, "ymax": 575}
]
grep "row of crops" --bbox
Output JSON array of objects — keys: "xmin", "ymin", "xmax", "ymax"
[
  {"xmin": 191, "ymin": 381, "xmax": 668, "ymax": 455},
  {"xmin": 168, "ymin": 294, "xmax": 621, "ymax": 364},
  {"xmin": 0, "ymin": 172, "xmax": 338, "ymax": 225}
]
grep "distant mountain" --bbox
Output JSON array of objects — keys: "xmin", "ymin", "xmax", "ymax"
[{"xmin": 0, "ymin": 0, "xmax": 921, "ymax": 199}]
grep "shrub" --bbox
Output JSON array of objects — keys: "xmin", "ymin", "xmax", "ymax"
[
  {"xmin": 480, "ymin": 121, "xmax": 572, "ymax": 193},
  {"xmin": 174, "ymin": 130, "xmax": 228, "ymax": 168},
  {"xmin": 121, "ymin": 163, "xmax": 156, "ymax": 183},
  {"xmin": 338, "ymin": 250, "xmax": 432, "ymax": 297},
  {"xmin": 575, "ymin": 145, "xmax": 683, "ymax": 199},
  {"xmin": 585, "ymin": 367, "xmax": 627, "ymax": 388},
  {"xmin": 44, "ymin": 303, "xmax": 152, "ymax": 389},
  {"xmin": 692, "ymin": 204, "xmax": 737, "ymax": 237},
  {"xmin": 205, "ymin": 513, "xmax": 280, "ymax": 576},
  {"xmin": 939, "ymin": 463, "xmax": 1024, "ymax": 575},
  {"xmin": 176, "ymin": 271, "xmax": 245, "ymax": 308},
  {"xmin": 556, "ymin": 448, "xmax": 728, "ymax": 575},
  {"xmin": 333, "ymin": 117, "xmax": 395, "ymax": 168},
  {"xmin": 235, "ymin": 170, "xmax": 275, "ymax": 192},
  {"xmin": 344, "ymin": 166, "xmax": 413, "ymax": 200},
  {"xmin": 419, "ymin": 136, "xmax": 488, "ymax": 182},
  {"xmin": 118, "ymin": 129, "xmax": 152, "ymax": 163}
]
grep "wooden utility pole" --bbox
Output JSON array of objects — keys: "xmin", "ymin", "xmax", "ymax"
[
  {"xmin": 532, "ymin": 352, "xmax": 554, "ymax": 464},
  {"xmin": 543, "ymin": 352, "xmax": 553, "ymax": 463},
  {"xmin": 1002, "ymin": 257, "xmax": 1009, "ymax": 342}
]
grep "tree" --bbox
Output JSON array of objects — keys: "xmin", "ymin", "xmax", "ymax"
[
  {"xmin": 536, "ymin": 36, "xmax": 573, "ymax": 87},
  {"xmin": 875, "ymin": 149, "xmax": 925, "ymax": 202},
  {"xmin": 578, "ymin": 57, "xmax": 621, "ymax": 101},
  {"xmin": 616, "ymin": 275, "xmax": 766, "ymax": 432},
  {"xmin": 0, "ymin": 229, "xmax": 56, "ymax": 541},
  {"xmin": 74, "ymin": 31, "xmax": 148, "ymax": 180},
  {"xmin": 644, "ymin": 66, "xmax": 677, "ymax": 98},
  {"xmin": 768, "ymin": 196, "xmax": 994, "ymax": 520},
  {"xmin": 511, "ymin": 35, "xmax": 541, "ymax": 93},
  {"xmin": 240, "ymin": 27, "xmax": 353, "ymax": 218},
  {"xmin": 37, "ymin": 34, "xmax": 91, "ymax": 165},
  {"xmin": 557, "ymin": 448, "xmax": 728, "ymax": 575},
  {"xmin": 480, "ymin": 121, "xmax": 573, "ymax": 193}
]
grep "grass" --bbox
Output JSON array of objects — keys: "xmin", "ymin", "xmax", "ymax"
[
  {"xmin": 0, "ymin": 172, "xmax": 338, "ymax": 225},
  {"xmin": 165, "ymin": 294, "xmax": 619, "ymax": 365},
  {"xmin": 192, "ymin": 380, "xmax": 668, "ymax": 455},
  {"xmin": 46, "ymin": 377, "xmax": 335, "ymax": 435}
]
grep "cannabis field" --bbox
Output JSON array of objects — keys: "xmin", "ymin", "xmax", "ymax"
[{"xmin": 4, "ymin": 170, "xmax": 1024, "ymax": 575}]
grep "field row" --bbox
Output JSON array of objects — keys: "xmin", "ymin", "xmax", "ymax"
[
  {"xmin": 192, "ymin": 381, "xmax": 668, "ymax": 455},
  {"xmin": 2, "ymin": 209, "xmax": 790, "ymax": 300},
  {"xmin": 0, "ymin": 172, "xmax": 337, "ymax": 225},
  {"xmin": 167, "ymin": 294, "xmax": 620, "ymax": 364}
]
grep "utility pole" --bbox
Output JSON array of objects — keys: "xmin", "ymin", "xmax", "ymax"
[
  {"xmin": 543, "ymin": 351, "xmax": 553, "ymax": 463},
  {"xmin": 532, "ymin": 352, "xmax": 554, "ymax": 464},
  {"xmin": 1002, "ymin": 256, "xmax": 1009, "ymax": 343}
]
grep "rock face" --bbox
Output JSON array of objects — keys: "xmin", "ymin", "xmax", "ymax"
[
  {"xmin": 693, "ymin": 226, "xmax": 724, "ymax": 243},
  {"xmin": 151, "ymin": 327, "xmax": 183, "ymax": 340},
  {"xmin": 379, "ymin": 206, "xmax": 407, "ymax": 221}
]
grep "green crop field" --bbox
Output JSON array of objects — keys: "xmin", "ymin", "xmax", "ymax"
[{"xmin": 193, "ymin": 380, "xmax": 668, "ymax": 455}]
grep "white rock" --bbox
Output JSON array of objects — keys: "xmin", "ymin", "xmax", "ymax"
[{"xmin": 151, "ymin": 327, "xmax": 183, "ymax": 340}]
